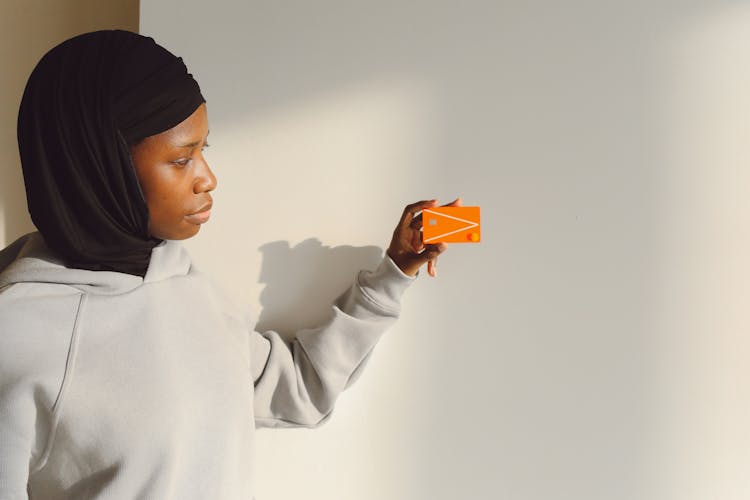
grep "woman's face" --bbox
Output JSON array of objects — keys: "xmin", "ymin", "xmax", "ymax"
[{"xmin": 130, "ymin": 103, "xmax": 216, "ymax": 240}]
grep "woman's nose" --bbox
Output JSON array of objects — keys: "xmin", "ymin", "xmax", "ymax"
[{"xmin": 194, "ymin": 159, "xmax": 217, "ymax": 194}]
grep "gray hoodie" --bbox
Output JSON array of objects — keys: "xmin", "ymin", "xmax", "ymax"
[{"xmin": 0, "ymin": 232, "xmax": 413, "ymax": 499}]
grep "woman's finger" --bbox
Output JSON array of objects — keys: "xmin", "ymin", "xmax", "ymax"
[
  {"xmin": 417, "ymin": 243, "xmax": 447, "ymax": 276},
  {"xmin": 398, "ymin": 199, "xmax": 436, "ymax": 232},
  {"xmin": 441, "ymin": 197, "xmax": 462, "ymax": 207},
  {"xmin": 411, "ymin": 229, "xmax": 423, "ymax": 252},
  {"xmin": 409, "ymin": 212, "xmax": 423, "ymax": 230}
]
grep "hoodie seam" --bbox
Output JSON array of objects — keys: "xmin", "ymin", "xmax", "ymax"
[{"xmin": 29, "ymin": 292, "xmax": 87, "ymax": 474}]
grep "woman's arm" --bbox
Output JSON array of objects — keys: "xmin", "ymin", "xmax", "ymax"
[{"xmin": 250, "ymin": 199, "xmax": 454, "ymax": 427}]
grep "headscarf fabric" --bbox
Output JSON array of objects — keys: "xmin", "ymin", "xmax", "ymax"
[{"xmin": 17, "ymin": 30, "xmax": 205, "ymax": 276}]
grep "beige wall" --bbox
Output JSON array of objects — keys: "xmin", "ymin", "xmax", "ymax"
[
  {"xmin": 142, "ymin": 1, "xmax": 750, "ymax": 500},
  {"xmin": 0, "ymin": 0, "xmax": 139, "ymax": 246}
]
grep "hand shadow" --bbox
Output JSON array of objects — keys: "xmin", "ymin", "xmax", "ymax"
[{"xmin": 255, "ymin": 238, "xmax": 384, "ymax": 341}]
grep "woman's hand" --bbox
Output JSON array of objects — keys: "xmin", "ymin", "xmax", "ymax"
[{"xmin": 387, "ymin": 198, "xmax": 462, "ymax": 277}]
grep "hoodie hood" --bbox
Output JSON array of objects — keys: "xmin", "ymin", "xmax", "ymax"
[{"xmin": 0, "ymin": 232, "xmax": 191, "ymax": 295}]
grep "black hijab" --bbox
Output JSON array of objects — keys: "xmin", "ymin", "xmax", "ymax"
[{"xmin": 17, "ymin": 30, "xmax": 205, "ymax": 277}]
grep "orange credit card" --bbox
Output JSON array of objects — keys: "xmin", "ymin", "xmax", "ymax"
[{"xmin": 422, "ymin": 206, "xmax": 481, "ymax": 244}]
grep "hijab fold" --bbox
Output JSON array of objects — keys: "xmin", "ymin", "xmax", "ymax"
[{"xmin": 17, "ymin": 30, "xmax": 205, "ymax": 276}]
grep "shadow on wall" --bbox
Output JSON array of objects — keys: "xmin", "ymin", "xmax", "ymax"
[{"xmin": 255, "ymin": 238, "xmax": 384, "ymax": 338}]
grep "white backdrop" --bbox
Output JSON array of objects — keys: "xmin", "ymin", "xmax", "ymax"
[{"xmin": 139, "ymin": 1, "xmax": 750, "ymax": 499}]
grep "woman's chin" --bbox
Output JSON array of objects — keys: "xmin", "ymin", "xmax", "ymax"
[{"xmin": 150, "ymin": 222, "xmax": 202, "ymax": 240}]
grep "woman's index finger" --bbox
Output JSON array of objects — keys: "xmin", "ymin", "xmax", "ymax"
[{"xmin": 399, "ymin": 199, "xmax": 437, "ymax": 231}]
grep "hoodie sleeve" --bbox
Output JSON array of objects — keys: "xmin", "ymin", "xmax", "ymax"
[
  {"xmin": 0, "ymin": 286, "xmax": 80, "ymax": 499},
  {"xmin": 251, "ymin": 255, "xmax": 415, "ymax": 428},
  {"xmin": 0, "ymin": 380, "xmax": 37, "ymax": 500}
]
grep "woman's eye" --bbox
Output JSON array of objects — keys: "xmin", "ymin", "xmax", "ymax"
[{"xmin": 172, "ymin": 143, "xmax": 209, "ymax": 166}]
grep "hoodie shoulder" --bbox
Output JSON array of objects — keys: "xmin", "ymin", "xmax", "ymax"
[
  {"xmin": 0, "ymin": 234, "xmax": 87, "ymax": 378},
  {"xmin": 0, "ymin": 232, "xmax": 67, "ymax": 290},
  {"xmin": 0, "ymin": 279, "xmax": 83, "ymax": 373},
  {"xmin": 0, "ymin": 235, "xmax": 84, "ymax": 396},
  {"xmin": 0, "ymin": 232, "xmax": 143, "ymax": 295},
  {"xmin": 0, "ymin": 232, "xmax": 36, "ymax": 272}
]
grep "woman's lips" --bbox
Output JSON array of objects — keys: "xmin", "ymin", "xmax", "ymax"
[{"xmin": 184, "ymin": 207, "xmax": 211, "ymax": 224}]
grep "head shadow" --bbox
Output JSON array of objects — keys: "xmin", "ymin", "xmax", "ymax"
[{"xmin": 255, "ymin": 238, "xmax": 384, "ymax": 340}]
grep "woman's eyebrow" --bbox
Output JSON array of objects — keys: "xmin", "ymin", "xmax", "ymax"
[{"xmin": 176, "ymin": 131, "xmax": 209, "ymax": 148}]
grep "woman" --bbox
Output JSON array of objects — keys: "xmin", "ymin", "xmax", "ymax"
[{"xmin": 0, "ymin": 30, "xmax": 453, "ymax": 499}]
